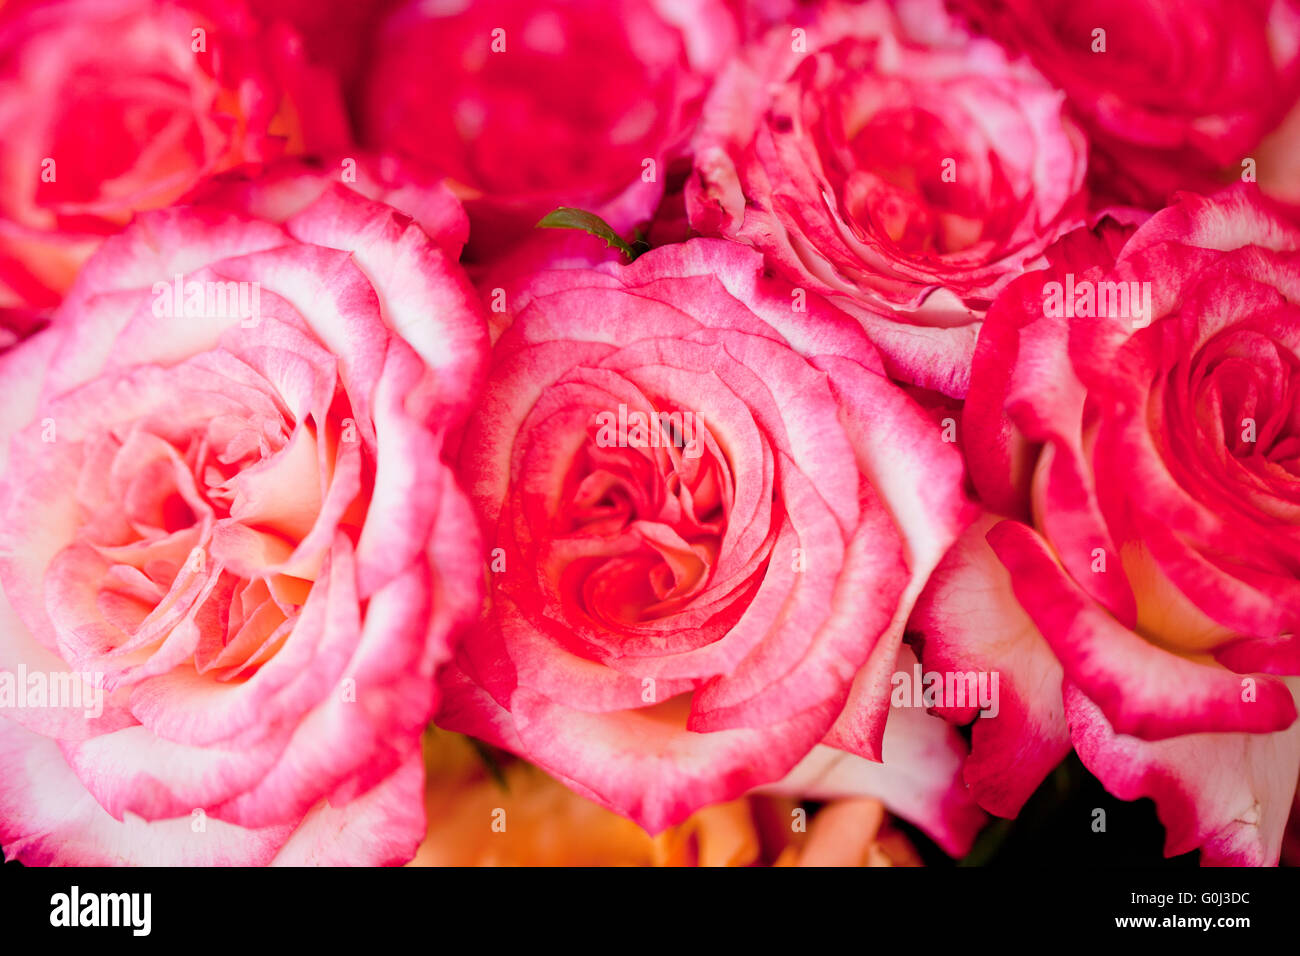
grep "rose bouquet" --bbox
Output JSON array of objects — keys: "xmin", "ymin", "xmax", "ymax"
[{"xmin": 1, "ymin": 0, "xmax": 1299, "ymax": 870}]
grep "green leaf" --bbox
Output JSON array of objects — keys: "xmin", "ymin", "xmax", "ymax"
[
  {"xmin": 957, "ymin": 818, "xmax": 1013, "ymax": 867},
  {"xmin": 467, "ymin": 735, "xmax": 510, "ymax": 794},
  {"xmin": 536, "ymin": 207, "xmax": 644, "ymax": 259}
]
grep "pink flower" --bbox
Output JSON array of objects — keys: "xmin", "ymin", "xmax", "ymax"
[
  {"xmin": 950, "ymin": 0, "xmax": 1300, "ymax": 206},
  {"xmin": 359, "ymin": 0, "xmax": 738, "ymax": 257},
  {"xmin": 725, "ymin": 0, "xmax": 824, "ymax": 40},
  {"xmin": 438, "ymin": 238, "xmax": 984, "ymax": 852},
  {"xmin": 0, "ymin": 175, "xmax": 488, "ymax": 865},
  {"xmin": 920, "ymin": 186, "xmax": 1300, "ymax": 864},
  {"xmin": 0, "ymin": 0, "xmax": 351, "ymax": 315},
  {"xmin": 254, "ymin": 0, "xmax": 404, "ymax": 87},
  {"xmin": 0, "ymin": 305, "xmax": 44, "ymax": 354},
  {"xmin": 687, "ymin": 0, "xmax": 1088, "ymax": 397}
]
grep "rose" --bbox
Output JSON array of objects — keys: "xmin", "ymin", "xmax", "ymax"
[
  {"xmin": 0, "ymin": 0, "xmax": 350, "ymax": 315},
  {"xmin": 188, "ymin": 154, "xmax": 475, "ymax": 290},
  {"xmin": 411, "ymin": 731, "xmax": 922, "ymax": 866},
  {"xmin": 255, "ymin": 0, "xmax": 404, "ymax": 87},
  {"xmin": 438, "ymin": 237, "xmax": 984, "ymax": 853},
  {"xmin": 359, "ymin": 0, "xmax": 738, "ymax": 257},
  {"xmin": 918, "ymin": 186, "xmax": 1300, "ymax": 864},
  {"xmin": 949, "ymin": 0, "xmax": 1300, "ymax": 206},
  {"xmin": 725, "ymin": 0, "xmax": 823, "ymax": 40},
  {"xmin": 686, "ymin": 0, "xmax": 1088, "ymax": 398},
  {"xmin": 0, "ymin": 304, "xmax": 43, "ymax": 354},
  {"xmin": 0, "ymin": 176, "xmax": 488, "ymax": 865}
]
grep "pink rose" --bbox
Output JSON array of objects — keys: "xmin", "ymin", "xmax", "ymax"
[
  {"xmin": 687, "ymin": 0, "xmax": 1088, "ymax": 397},
  {"xmin": 360, "ymin": 0, "xmax": 738, "ymax": 257},
  {"xmin": 0, "ymin": 176, "xmax": 488, "ymax": 865},
  {"xmin": 0, "ymin": 304, "xmax": 44, "ymax": 354},
  {"xmin": 255, "ymin": 0, "xmax": 404, "ymax": 87},
  {"xmin": 0, "ymin": 0, "xmax": 350, "ymax": 314},
  {"xmin": 725, "ymin": 0, "xmax": 823, "ymax": 39},
  {"xmin": 438, "ymin": 238, "xmax": 984, "ymax": 852},
  {"xmin": 189, "ymin": 154, "xmax": 474, "ymax": 282},
  {"xmin": 950, "ymin": 0, "xmax": 1300, "ymax": 206},
  {"xmin": 919, "ymin": 186, "xmax": 1300, "ymax": 864}
]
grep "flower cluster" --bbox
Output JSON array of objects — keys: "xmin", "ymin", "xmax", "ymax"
[{"xmin": 1, "ymin": 0, "xmax": 1299, "ymax": 866}]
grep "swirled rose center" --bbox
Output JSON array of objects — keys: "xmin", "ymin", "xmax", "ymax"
[
  {"xmin": 552, "ymin": 402, "xmax": 730, "ymax": 627},
  {"xmin": 801, "ymin": 42, "xmax": 1010, "ymax": 258},
  {"xmin": 48, "ymin": 369, "xmax": 363, "ymax": 688},
  {"xmin": 1184, "ymin": 326, "xmax": 1300, "ymax": 479}
]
